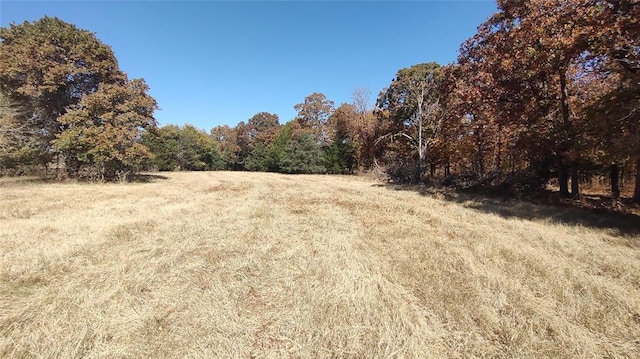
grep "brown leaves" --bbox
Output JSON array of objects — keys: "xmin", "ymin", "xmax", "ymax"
[
  {"xmin": 54, "ymin": 79, "xmax": 158, "ymax": 176},
  {"xmin": 0, "ymin": 17, "xmax": 158, "ymax": 179},
  {"xmin": 293, "ymin": 92, "xmax": 335, "ymax": 145}
]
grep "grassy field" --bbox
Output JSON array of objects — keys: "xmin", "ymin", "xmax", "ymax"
[{"xmin": 1, "ymin": 171, "xmax": 639, "ymax": 358}]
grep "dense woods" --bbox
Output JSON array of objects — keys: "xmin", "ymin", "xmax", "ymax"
[{"xmin": 1, "ymin": 1, "xmax": 638, "ymax": 202}]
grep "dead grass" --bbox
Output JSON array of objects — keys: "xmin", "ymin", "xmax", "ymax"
[{"xmin": 1, "ymin": 171, "xmax": 639, "ymax": 358}]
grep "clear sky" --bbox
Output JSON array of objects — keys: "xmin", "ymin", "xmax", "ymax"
[{"xmin": 1, "ymin": 1, "xmax": 497, "ymax": 131}]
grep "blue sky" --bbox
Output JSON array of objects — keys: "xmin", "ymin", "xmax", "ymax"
[{"xmin": 1, "ymin": 1, "xmax": 497, "ymax": 130}]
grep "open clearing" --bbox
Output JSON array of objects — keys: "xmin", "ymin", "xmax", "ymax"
[{"xmin": 1, "ymin": 171, "xmax": 639, "ymax": 358}]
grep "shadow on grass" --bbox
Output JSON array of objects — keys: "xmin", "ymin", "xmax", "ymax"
[
  {"xmin": 0, "ymin": 175, "xmax": 59, "ymax": 186},
  {"xmin": 383, "ymin": 182, "xmax": 640, "ymax": 237},
  {"xmin": 128, "ymin": 173, "xmax": 169, "ymax": 183},
  {"xmin": 0, "ymin": 173, "xmax": 169, "ymax": 186}
]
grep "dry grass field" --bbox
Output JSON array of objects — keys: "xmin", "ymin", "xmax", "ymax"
[{"xmin": 1, "ymin": 171, "xmax": 639, "ymax": 358}]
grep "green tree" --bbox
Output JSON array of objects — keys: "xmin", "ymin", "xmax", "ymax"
[
  {"xmin": 207, "ymin": 146, "xmax": 227, "ymax": 171},
  {"xmin": 141, "ymin": 125, "xmax": 180, "ymax": 171},
  {"xmin": 266, "ymin": 123, "xmax": 292, "ymax": 172},
  {"xmin": 176, "ymin": 124, "xmax": 215, "ymax": 171},
  {"xmin": 326, "ymin": 103, "xmax": 357, "ymax": 174},
  {"xmin": 143, "ymin": 124, "xmax": 217, "ymax": 171},
  {"xmin": 324, "ymin": 137, "xmax": 354, "ymax": 174},
  {"xmin": 280, "ymin": 133, "xmax": 326, "ymax": 174},
  {"xmin": 244, "ymin": 142, "xmax": 270, "ymax": 172}
]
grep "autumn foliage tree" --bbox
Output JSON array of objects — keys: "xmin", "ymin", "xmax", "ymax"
[
  {"xmin": 586, "ymin": 0, "xmax": 640, "ymax": 201},
  {"xmin": 342, "ymin": 88, "xmax": 379, "ymax": 171},
  {"xmin": 55, "ymin": 79, "xmax": 157, "ymax": 180},
  {"xmin": 449, "ymin": 0, "xmax": 640, "ymax": 200},
  {"xmin": 210, "ymin": 125, "xmax": 241, "ymax": 170},
  {"xmin": 0, "ymin": 16, "xmax": 157, "ymax": 180},
  {"xmin": 238, "ymin": 112, "xmax": 280, "ymax": 171},
  {"xmin": 376, "ymin": 63, "xmax": 444, "ymax": 182},
  {"xmin": 293, "ymin": 92, "xmax": 335, "ymax": 145}
]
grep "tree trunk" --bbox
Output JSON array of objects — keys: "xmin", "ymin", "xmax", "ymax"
[
  {"xmin": 445, "ymin": 161, "xmax": 450, "ymax": 177},
  {"xmin": 558, "ymin": 70, "xmax": 572, "ymax": 199},
  {"xmin": 414, "ymin": 161, "xmax": 422, "ymax": 183},
  {"xmin": 430, "ymin": 162, "xmax": 436, "ymax": 177},
  {"xmin": 633, "ymin": 157, "xmax": 640, "ymax": 203},
  {"xmin": 416, "ymin": 152, "xmax": 424, "ymax": 182},
  {"xmin": 416, "ymin": 86, "xmax": 424, "ymax": 183},
  {"xmin": 496, "ymin": 125, "xmax": 502, "ymax": 172},
  {"xmin": 560, "ymin": 71, "xmax": 571, "ymax": 128},
  {"xmin": 557, "ymin": 155, "xmax": 569, "ymax": 197},
  {"xmin": 610, "ymin": 162, "xmax": 620, "ymax": 198},
  {"xmin": 570, "ymin": 162, "xmax": 579, "ymax": 197},
  {"xmin": 510, "ymin": 155, "xmax": 515, "ymax": 174},
  {"xmin": 475, "ymin": 133, "xmax": 485, "ymax": 176}
]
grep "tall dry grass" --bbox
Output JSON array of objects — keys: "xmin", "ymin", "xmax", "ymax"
[{"xmin": 1, "ymin": 172, "xmax": 638, "ymax": 358}]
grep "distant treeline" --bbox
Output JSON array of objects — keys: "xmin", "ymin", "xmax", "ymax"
[{"xmin": 1, "ymin": 1, "xmax": 639, "ymax": 202}]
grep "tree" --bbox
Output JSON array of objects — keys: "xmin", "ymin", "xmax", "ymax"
[
  {"xmin": 244, "ymin": 142, "xmax": 270, "ymax": 172},
  {"xmin": 233, "ymin": 121, "xmax": 251, "ymax": 167},
  {"xmin": 583, "ymin": 0, "xmax": 640, "ymax": 201},
  {"xmin": 0, "ymin": 92, "xmax": 45, "ymax": 172},
  {"xmin": 280, "ymin": 133, "xmax": 326, "ymax": 174},
  {"xmin": 266, "ymin": 123, "xmax": 292, "ymax": 172},
  {"xmin": 454, "ymin": 0, "xmax": 640, "ymax": 198},
  {"xmin": 458, "ymin": 3, "xmax": 564, "ymax": 193},
  {"xmin": 141, "ymin": 125, "xmax": 180, "ymax": 171},
  {"xmin": 324, "ymin": 136, "xmax": 354, "ymax": 174},
  {"xmin": 327, "ymin": 103, "xmax": 358, "ymax": 173},
  {"xmin": 293, "ymin": 93, "xmax": 335, "ymax": 145},
  {"xmin": 211, "ymin": 125, "xmax": 240, "ymax": 170},
  {"xmin": 376, "ymin": 63, "xmax": 443, "ymax": 182},
  {"xmin": 237, "ymin": 112, "xmax": 280, "ymax": 170},
  {"xmin": 346, "ymin": 88, "xmax": 379, "ymax": 171},
  {"xmin": 245, "ymin": 112, "xmax": 280, "ymax": 145},
  {"xmin": 54, "ymin": 79, "xmax": 157, "ymax": 180},
  {"xmin": 0, "ymin": 17, "xmax": 157, "ymax": 180},
  {"xmin": 143, "ymin": 124, "xmax": 219, "ymax": 171}
]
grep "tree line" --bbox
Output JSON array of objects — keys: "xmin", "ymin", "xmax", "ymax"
[
  {"xmin": 140, "ymin": 91, "xmax": 375, "ymax": 176},
  {"xmin": 1, "ymin": 1, "xmax": 638, "ymax": 202}
]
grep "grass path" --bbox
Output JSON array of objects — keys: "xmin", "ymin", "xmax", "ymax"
[{"xmin": 1, "ymin": 172, "xmax": 639, "ymax": 358}]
